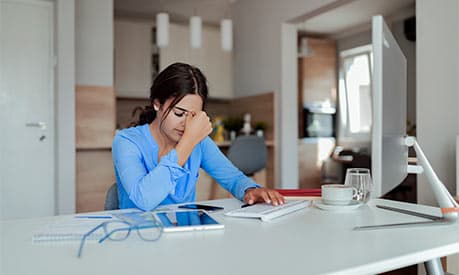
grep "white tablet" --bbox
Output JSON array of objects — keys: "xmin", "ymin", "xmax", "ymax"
[{"xmin": 153, "ymin": 210, "xmax": 224, "ymax": 232}]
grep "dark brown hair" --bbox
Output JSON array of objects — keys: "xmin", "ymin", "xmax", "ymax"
[{"xmin": 131, "ymin": 62, "xmax": 208, "ymax": 126}]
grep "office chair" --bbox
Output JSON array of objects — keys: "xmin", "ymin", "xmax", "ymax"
[
  {"xmin": 209, "ymin": 135, "xmax": 268, "ymax": 199},
  {"xmin": 227, "ymin": 135, "xmax": 267, "ymax": 176},
  {"xmin": 104, "ymin": 183, "xmax": 119, "ymax": 210}
]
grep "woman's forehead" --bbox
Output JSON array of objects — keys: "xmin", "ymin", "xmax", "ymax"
[{"xmin": 171, "ymin": 94, "xmax": 203, "ymax": 109}]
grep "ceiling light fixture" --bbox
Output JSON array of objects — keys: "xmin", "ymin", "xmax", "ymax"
[
  {"xmin": 221, "ymin": 19, "xmax": 232, "ymax": 51},
  {"xmin": 156, "ymin": 13, "xmax": 169, "ymax": 48},
  {"xmin": 190, "ymin": 16, "xmax": 202, "ymax": 48}
]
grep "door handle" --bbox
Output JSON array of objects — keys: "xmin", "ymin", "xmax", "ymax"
[{"xmin": 25, "ymin": 122, "xmax": 47, "ymax": 130}]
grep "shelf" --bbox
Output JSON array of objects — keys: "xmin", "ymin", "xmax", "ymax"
[
  {"xmin": 116, "ymin": 96, "xmax": 232, "ymax": 102},
  {"xmin": 116, "ymin": 96, "xmax": 150, "ymax": 101},
  {"xmin": 215, "ymin": 140, "xmax": 274, "ymax": 147},
  {"xmin": 77, "ymin": 147, "xmax": 112, "ymax": 152}
]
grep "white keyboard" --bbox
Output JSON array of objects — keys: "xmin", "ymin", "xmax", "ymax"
[{"xmin": 225, "ymin": 200, "xmax": 311, "ymax": 221}]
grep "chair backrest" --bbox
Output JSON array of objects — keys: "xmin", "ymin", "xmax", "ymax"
[
  {"xmin": 227, "ymin": 135, "xmax": 267, "ymax": 176},
  {"xmin": 104, "ymin": 183, "xmax": 119, "ymax": 210}
]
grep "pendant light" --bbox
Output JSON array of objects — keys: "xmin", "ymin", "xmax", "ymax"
[
  {"xmin": 221, "ymin": 19, "xmax": 232, "ymax": 51},
  {"xmin": 190, "ymin": 16, "xmax": 202, "ymax": 48},
  {"xmin": 156, "ymin": 13, "xmax": 169, "ymax": 48}
]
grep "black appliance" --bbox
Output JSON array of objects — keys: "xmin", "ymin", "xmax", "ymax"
[{"xmin": 303, "ymin": 102, "xmax": 336, "ymax": 138}]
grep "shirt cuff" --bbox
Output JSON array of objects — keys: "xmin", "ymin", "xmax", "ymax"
[
  {"xmin": 158, "ymin": 149, "xmax": 190, "ymax": 194},
  {"xmin": 237, "ymin": 181, "xmax": 261, "ymax": 201}
]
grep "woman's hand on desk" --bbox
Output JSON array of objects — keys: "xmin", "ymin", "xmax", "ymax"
[{"xmin": 244, "ymin": 188, "xmax": 285, "ymax": 206}]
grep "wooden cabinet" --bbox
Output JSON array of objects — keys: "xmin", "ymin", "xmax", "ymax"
[
  {"xmin": 298, "ymin": 37, "xmax": 337, "ymax": 104},
  {"xmin": 298, "ymin": 37, "xmax": 337, "ymax": 138},
  {"xmin": 75, "ymin": 85, "xmax": 116, "ymax": 213},
  {"xmin": 76, "ymin": 86, "xmax": 116, "ymax": 148},
  {"xmin": 76, "ymin": 149, "xmax": 115, "ymax": 212}
]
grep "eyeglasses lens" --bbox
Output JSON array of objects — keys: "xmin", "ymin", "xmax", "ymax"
[{"xmin": 104, "ymin": 221, "xmax": 130, "ymax": 241}]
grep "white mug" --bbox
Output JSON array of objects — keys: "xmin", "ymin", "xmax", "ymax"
[{"xmin": 321, "ymin": 184, "xmax": 356, "ymax": 205}]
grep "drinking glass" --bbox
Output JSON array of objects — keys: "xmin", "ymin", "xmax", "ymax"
[{"xmin": 344, "ymin": 168, "xmax": 373, "ymax": 203}]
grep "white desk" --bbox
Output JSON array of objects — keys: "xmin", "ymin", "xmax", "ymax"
[{"xmin": 2, "ymin": 198, "xmax": 459, "ymax": 275}]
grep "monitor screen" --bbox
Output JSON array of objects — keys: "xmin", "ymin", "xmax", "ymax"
[{"xmin": 371, "ymin": 15, "xmax": 408, "ymax": 198}]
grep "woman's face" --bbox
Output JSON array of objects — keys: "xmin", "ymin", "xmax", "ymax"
[{"xmin": 156, "ymin": 94, "xmax": 203, "ymax": 144}]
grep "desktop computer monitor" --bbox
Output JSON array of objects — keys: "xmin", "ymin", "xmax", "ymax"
[
  {"xmin": 371, "ymin": 15, "xmax": 408, "ymax": 198},
  {"xmin": 368, "ymin": 18, "xmax": 456, "ymax": 274},
  {"xmin": 370, "ymin": 16, "xmax": 457, "ymax": 215}
]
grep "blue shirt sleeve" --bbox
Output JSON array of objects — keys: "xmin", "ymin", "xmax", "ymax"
[
  {"xmin": 199, "ymin": 137, "xmax": 260, "ymax": 201},
  {"xmin": 112, "ymin": 134, "xmax": 190, "ymax": 211}
]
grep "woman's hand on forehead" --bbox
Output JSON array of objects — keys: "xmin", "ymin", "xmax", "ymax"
[{"xmin": 174, "ymin": 106, "xmax": 197, "ymax": 117}]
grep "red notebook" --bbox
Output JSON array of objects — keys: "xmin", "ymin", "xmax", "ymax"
[{"xmin": 276, "ymin": 189, "xmax": 321, "ymax": 197}]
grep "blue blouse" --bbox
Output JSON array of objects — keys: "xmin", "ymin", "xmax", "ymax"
[{"xmin": 112, "ymin": 124, "xmax": 260, "ymax": 211}]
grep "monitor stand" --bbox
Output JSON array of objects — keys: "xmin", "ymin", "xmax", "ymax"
[
  {"xmin": 406, "ymin": 136, "xmax": 459, "ymax": 217},
  {"xmin": 355, "ymin": 137, "xmax": 458, "ymax": 275},
  {"xmin": 357, "ymin": 136, "xmax": 458, "ymax": 229}
]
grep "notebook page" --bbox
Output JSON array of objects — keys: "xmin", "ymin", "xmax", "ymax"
[{"xmin": 32, "ymin": 217, "xmax": 111, "ymax": 244}]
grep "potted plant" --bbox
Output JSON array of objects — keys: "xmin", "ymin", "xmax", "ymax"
[
  {"xmin": 223, "ymin": 117, "xmax": 243, "ymax": 141},
  {"xmin": 254, "ymin": 121, "xmax": 268, "ymax": 137}
]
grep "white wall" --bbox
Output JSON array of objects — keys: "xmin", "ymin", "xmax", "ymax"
[
  {"xmin": 337, "ymin": 31, "xmax": 371, "ymax": 53},
  {"xmin": 416, "ymin": 0, "xmax": 459, "ymax": 206},
  {"xmin": 232, "ymin": 0, "xmax": 336, "ymax": 186},
  {"xmin": 280, "ymin": 23, "xmax": 299, "ymax": 188},
  {"xmin": 233, "ymin": 0, "xmax": 334, "ymax": 98},
  {"xmin": 56, "ymin": 0, "xmax": 76, "ymax": 214},
  {"xmin": 417, "ymin": 2, "xmax": 459, "ymax": 273},
  {"xmin": 417, "ymin": 5, "xmax": 459, "ymax": 271},
  {"xmin": 75, "ymin": 0, "xmax": 113, "ymax": 86}
]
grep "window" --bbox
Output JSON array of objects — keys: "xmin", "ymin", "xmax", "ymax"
[{"xmin": 338, "ymin": 45, "xmax": 373, "ymax": 140}]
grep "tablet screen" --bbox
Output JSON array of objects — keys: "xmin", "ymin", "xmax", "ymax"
[{"xmin": 155, "ymin": 210, "xmax": 223, "ymax": 232}]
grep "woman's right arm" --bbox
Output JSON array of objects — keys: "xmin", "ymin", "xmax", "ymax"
[
  {"xmin": 175, "ymin": 111, "xmax": 212, "ymax": 166},
  {"xmin": 112, "ymin": 135, "xmax": 189, "ymax": 211}
]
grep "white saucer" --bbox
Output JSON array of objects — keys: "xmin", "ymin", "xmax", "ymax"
[{"xmin": 314, "ymin": 200, "xmax": 363, "ymax": 211}]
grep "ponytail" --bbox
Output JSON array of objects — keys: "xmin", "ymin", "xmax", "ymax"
[{"xmin": 130, "ymin": 105, "xmax": 156, "ymax": 127}]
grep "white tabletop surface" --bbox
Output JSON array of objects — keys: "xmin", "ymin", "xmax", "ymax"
[{"xmin": 2, "ymin": 198, "xmax": 459, "ymax": 275}]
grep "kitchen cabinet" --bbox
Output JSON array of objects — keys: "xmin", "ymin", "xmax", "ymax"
[
  {"xmin": 75, "ymin": 85, "xmax": 116, "ymax": 212},
  {"xmin": 114, "ymin": 18, "xmax": 233, "ymax": 99},
  {"xmin": 114, "ymin": 19, "xmax": 154, "ymax": 98},
  {"xmin": 298, "ymin": 37, "xmax": 337, "ymax": 138},
  {"xmin": 160, "ymin": 23, "xmax": 233, "ymax": 99},
  {"xmin": 298, "ymin": 37, "xmax": 337, "ymax": 104}
]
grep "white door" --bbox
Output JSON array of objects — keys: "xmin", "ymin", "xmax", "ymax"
[{"xmin": 0, "ymin": 0, "xmax": 55, "ymax": 220}]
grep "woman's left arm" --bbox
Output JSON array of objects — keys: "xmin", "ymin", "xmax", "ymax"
[{"xmin": 200, "ymin": 137, "xmax": 284, "ymax": 205}]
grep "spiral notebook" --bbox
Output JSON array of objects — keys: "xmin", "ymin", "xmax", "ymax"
[{"xmin": 32, "ymin": 216, "xmax": 111, "ymax": 243}]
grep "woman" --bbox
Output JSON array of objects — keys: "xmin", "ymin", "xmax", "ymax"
[{"xmin": 112, "ymin": 62, "xmax": 284, "ymax": 211}]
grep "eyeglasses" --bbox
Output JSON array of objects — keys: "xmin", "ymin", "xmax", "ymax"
[{"xmin": 77, "ymin": 212, "xmax": 163, "ymax": 258}]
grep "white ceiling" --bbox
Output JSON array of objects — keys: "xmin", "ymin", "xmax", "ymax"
[
  {"xmin": 298, "ymin": 0, "xmax": 415, "ymax": 36},
  {"xmin": 114, "ymin": 0, "xmax": 236, "ymax": 25},
  {"xmin": 115, "ymin": 0, "xmax": 415, "ymax": 33}
]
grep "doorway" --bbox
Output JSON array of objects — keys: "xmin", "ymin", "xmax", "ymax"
[
  {"xmin": 0, "ymin": 0, "xmax": 56, "ymax": 219},
  {"xmin": 288, "ymin": 0, "xmax": 415, "ymax": 190}
]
